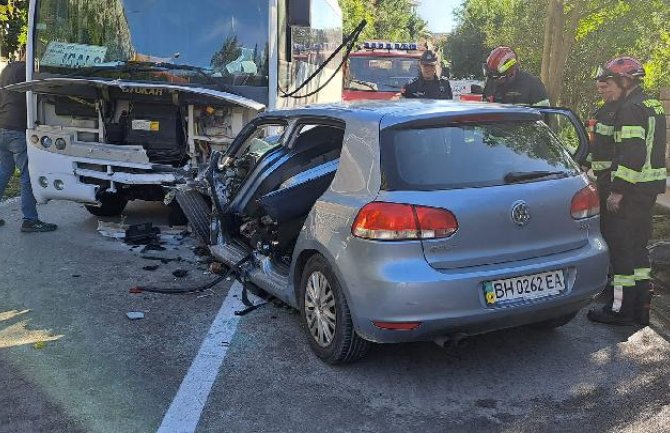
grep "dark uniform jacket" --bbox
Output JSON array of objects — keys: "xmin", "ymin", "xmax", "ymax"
[
  {"xmin": 483, "ymin": 70, "xmax": 550, "ymax": 106},
  {"xmin": 0, "ymin": 61, "xmax": 27, "ymax": 131},
  {"xmin": 402, "ymin": 75, "xmax": 453, "ymax": 99},
  {"xmin": 586, "ymin": 101, "xmax": 618, "ymax": 193},
  {"xmin": 611, "ymin": 86, "xmax": 667, "ymax": 197}
]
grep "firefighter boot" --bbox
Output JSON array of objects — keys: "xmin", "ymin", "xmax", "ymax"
[
  {"xmin": 587, "ymin": 307, "xmax": 636, "ymax": 326},
  {"xmin": 633, "ymin": 281, "xmax": 653, "ymax": 326},
  {"xmin": 587, "ymin": 286, "xmax": 637, "ymax": 326}
]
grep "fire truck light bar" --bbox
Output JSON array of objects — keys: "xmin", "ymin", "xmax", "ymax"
[{"xmin": 363, "ymin": 42, "xmax": 418, "ymax": 50}]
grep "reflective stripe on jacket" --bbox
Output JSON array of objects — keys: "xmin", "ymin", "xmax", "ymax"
[{"xmin": 611, "ymin": 87, "xmax": 667, "ymax": 196}]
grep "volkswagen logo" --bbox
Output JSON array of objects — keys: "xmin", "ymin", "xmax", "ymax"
[{"xmin": 511, "ymin": 201, "xmax": 531, "ymax": 227}]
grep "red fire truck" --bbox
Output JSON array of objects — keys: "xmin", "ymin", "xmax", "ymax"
[
  {"xmin": 343, "ymin": 41, "xmax": 485, "ymax": 102},
  {"xmin": 343, "ymin": 42, "xmax": 424, "ymax": 101}
]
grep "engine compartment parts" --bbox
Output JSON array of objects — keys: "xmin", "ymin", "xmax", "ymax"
[{"xmin": 123, "ymin": 103, "xmax": 187, "ymax": 165}]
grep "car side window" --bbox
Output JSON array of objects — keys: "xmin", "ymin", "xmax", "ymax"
[
  {"xmin": 290, "ymin": 123, "xmax": 345, "ymax": 156},
  {"xmin": 238, "ymin": 123, "xmax": 286, "ymax": 159}
]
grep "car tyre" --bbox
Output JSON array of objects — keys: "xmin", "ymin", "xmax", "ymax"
[
  {"xmin": 85, "ymin": 194, "xmax": 128, "ymax": 217},
  {"xmin": 299, "ymin": 254, "xmax": 371, "ymax": 364},
  {"xmin": 533, "ymin": 311, "xmax": 579, "ymax": 330}
]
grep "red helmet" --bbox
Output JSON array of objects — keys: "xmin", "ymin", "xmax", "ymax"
[
  {"xmin": 484, "ymin": 46, "xmax": 518, "ymax": 78},
  {"xmin": 595, "ymin": 56, "xmax": 645, "ymax": 81}
]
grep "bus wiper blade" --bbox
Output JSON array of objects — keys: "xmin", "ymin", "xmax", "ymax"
[{"xmin": 504, "ymin": 170, "xmax": 568, "ymax": 184}]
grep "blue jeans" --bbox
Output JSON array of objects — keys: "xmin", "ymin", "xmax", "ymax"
[{"xmin": 0, "ymin": 128, "xmax": 38, "ymax": 220}]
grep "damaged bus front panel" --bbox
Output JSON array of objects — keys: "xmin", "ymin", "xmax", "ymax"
[{"xmin": 22, "ymin": 0, "xmax": 343, "ymax": 215}]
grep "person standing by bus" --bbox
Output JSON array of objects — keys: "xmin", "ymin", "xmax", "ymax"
[{"xmin": 0, "ymin": 53, "xmax": 57, "ymax": 232}]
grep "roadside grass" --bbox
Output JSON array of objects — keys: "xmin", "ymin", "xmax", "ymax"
[{"xmin": 2, "ymin": 170, "xmax": 20, "ymax": 200}]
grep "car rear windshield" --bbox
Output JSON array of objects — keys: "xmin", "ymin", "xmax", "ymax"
[{"xmin": 380, "ymin": 120, "xmax": 579, "ymax": 190}]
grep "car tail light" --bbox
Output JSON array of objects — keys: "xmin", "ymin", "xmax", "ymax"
[
  {"xmin": 352, "ymin": 202, "xmax": 458, "ymax": 240},
  {"xmin": 571, "ymin": 184, "xmax": 600, "ymax": 219}
]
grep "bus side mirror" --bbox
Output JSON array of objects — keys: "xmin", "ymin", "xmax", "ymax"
[{"xmin": 288, "ymin": 0, "xmax": 311, "ymax": 27}]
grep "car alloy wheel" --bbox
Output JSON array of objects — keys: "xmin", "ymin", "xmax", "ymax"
[{"xmin": 304, "ymin": 270, "xmax": 337, "ymax": 348}]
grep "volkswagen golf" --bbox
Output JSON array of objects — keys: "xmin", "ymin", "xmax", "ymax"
[{"xmin": 204, "ymin": 100, "xmax": 609, "ymax": 364}]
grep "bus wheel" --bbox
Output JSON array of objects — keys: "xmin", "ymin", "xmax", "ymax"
[{"xmin": 85, "ymin": 194, "xmax": 128, "ymax": 217}]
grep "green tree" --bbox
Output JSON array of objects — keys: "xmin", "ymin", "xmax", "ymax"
[
  {"xmin": 0, "ymin": 0, "xmax": 27, "ymax": 58},
  {"xmin": 447, "ymin": 0, "xmax": 670, "ymax": 115},
  {"xmin": 338, "ymin": 0, "xmax": 376, "ymax": 40}
]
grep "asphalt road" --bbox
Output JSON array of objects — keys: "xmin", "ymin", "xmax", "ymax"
[{"xmin": 1, "ymin": 199, "xmax": 670, "ymax": 433}]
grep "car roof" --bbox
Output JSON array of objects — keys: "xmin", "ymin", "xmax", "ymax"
[{"xmin": 265, "ymin": 100, "xmax": 542, "ymax": 128}]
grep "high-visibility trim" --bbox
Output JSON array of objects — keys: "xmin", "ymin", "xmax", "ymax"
[
  {"xmin": 644, "ymin": 116, "xmax": 656, "ymax": 169},
  {"xmin": 634, "ymin": 268, "xmax": 651, "ymax": 280},
  {"xmin": 613, "ymin": 274, "xmax": 636, "ymax": 287},
  {"xmin": 612, "ymin": 286, "xmax": 624, "ymax": 313},
  {"xmin": 591, "ymin": 160, "xmax": 612, "ymax": 171},
  {"xmin": 533, "ymin": 99, "xmax": 551, "ymax": 107},
  {"xmin": 499, "ymin": 58, "xmax": 517, "ymax": 73},
  {"xmin": 615, "ymin": 125, "xmax": 646, "ymax": 142},
  {"xmin": 595, "ymin": 123, "xmax": 614, "ymax": 136},
  {"xmin": 612, "ymin": 165, "xmax": 667, "ymax": 184},
  {"xmin": 644, "ymin": 99, "xmax": 665, "ymax": 115}
]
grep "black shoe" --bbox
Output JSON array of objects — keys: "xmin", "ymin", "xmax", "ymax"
[
  {"xmin": 21, "ymin": 219, "xmax": 57, "ymax": 233},
  {"xmin": 587, "ymin": 307, "xmax": 636, "ymax": 326},
  {"xmin": 0, "ymin": 218, "xmax": 4, "ymax": 227}
]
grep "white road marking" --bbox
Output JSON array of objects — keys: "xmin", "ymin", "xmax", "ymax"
[{"xmin": 157, "ymin": 281, "xmax": 257, "ymax": 433}]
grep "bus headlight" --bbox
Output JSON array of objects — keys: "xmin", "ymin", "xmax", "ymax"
[
  {"xmin": 55, "ymin": 138, "xmax": 67, "ymax": 150},
  {"xmin": 40, "ymin": 136, "xmax": 53, "ymax": 148},
  {"xmin": 30, "ymin": 135, "xmax": 39, "ymax": 144}
]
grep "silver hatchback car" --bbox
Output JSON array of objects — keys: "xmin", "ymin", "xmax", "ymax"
[{"xmin": 206, "ymin": 100, "xmax": 609, "ymax": 364}]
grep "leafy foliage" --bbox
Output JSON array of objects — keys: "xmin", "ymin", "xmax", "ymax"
[
  {"xmin": 338, "ymin": 0, "xmax": 429, "ymax": 41},
  {"xmin": 446, "ymin": 0, "xmax": 670, "ymax": 117},
  {"xmin": 0, "ymin": 0, "xmax": 27, "ymax": 58}
]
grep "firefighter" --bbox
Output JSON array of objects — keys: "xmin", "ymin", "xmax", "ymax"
[
  {"xmin": 587, "ymin": 56, "xmax": 667, "ymax": 326},
  {"xmin": 584, "ymin": 79, "xmax": 619, "ymax": 306},
  {"xmin": 401, "ymin": 50, "xmax": 453, "ymax": 100},
  {"xmin": 483, "ymin": 46, "xmax": 550, "ymax": 106}
]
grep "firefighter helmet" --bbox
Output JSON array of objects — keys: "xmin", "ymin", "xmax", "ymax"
[
  {"xmin": 595, "ymin": 56, "xmax": 645, "ymax": 81},
  {"xmin": 485, "ymin": 46, "xmax": 518, "ymax": 78}
]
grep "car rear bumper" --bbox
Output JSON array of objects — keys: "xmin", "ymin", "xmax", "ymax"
[{"xmin": 335, "ymin": 236, "xmax": 609, "ymax": 344}]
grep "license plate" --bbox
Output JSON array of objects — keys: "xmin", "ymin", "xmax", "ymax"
[{"xmin": 483, "ymin": 270, "xmax": 566, "ymax": 306}]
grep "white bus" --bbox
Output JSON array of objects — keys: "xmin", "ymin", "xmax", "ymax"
[{"xmin": 12, "ymin": 0, "xmax": 343, "ymax": 217}]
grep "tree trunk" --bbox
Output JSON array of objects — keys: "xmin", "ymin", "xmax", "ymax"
[
  {"xmin": 553, "ymin": 1, "xmax": 584, "ymax": 105},
  {"xmin": 547, "ymin": 1, "xmax": 566, "ymax": 104},
  {"xmin": 541, "ymin": 0, "xmax": 560, "ymax": 85},
  {"xmin": 541, "ymin": 0, "xmax": 586, "ymax": 105}
]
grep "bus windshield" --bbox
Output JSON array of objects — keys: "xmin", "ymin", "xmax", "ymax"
[
  {"xmin": 33, "ymin": 0, "xmax": 269, "ymax": 87},
  {"xmin": 346, "ymin": 56, "xmax": 419, "ymax": 92}
]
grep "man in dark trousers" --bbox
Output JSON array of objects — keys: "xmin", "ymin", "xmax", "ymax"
[
  {"xmin": 483, "ymin": 46, "xmax": 550, "ymax": 107},
  {"xmin": 0, "ymin": 54, "xmax": 57, "ymax": 232},
  {"xmin": 587, "ymin": 56, "xmax": 666, "ymax": 326},
  {"xmin": 401, "ymin": 50, "xmax": 453, "ymax": 100}
]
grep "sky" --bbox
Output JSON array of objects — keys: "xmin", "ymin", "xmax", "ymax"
[{"xmin": 417, "ymin": 0, "xmax": 461, "ymax": 33}]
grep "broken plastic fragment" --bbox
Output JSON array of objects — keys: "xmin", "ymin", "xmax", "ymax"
[{"xmin": 126, "ymin": 312, "xmax": 145, "ymax": 320}]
